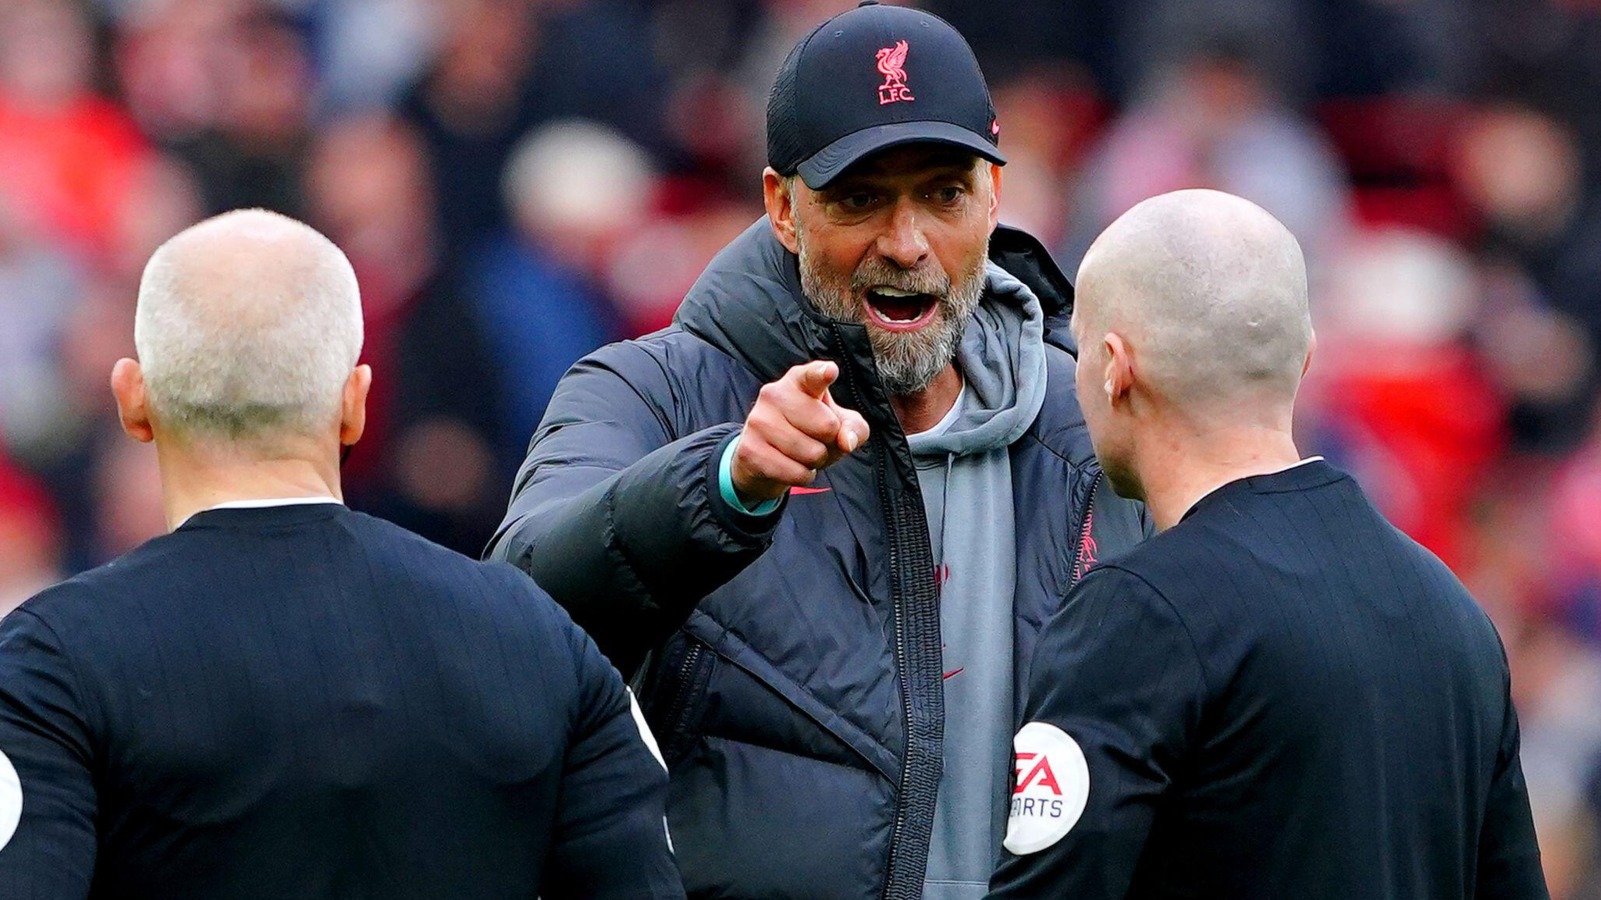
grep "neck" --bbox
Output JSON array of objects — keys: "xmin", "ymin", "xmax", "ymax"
[
  {"xmin": 1137, "ymin": 422, "xmax": 1304, "ymax": 531},
  {"xmin": 890, "ymin": 364, "xmax": 963, "ymax": 435},
  {"xmin": 153, "ymin": 435, "xmax": 343, "ymax": 531}
]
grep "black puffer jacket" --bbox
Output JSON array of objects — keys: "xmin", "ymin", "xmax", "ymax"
[{"xmin": 487, "ymin": 219, "xmax": 1148, "ymax": 899}]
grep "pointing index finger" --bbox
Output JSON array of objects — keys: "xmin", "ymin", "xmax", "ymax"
[{"xmin": 796, "ymin": 361, "xmax": 839, "ymax": 399}]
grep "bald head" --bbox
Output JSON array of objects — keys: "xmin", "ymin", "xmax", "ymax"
[
  {"xmin": 1076, "ymin": 190, "xmax": 1311, "ymax": 421},
  {"xmin": 135, "ymin": 209, "xmax": 363, "ymax": 444}
]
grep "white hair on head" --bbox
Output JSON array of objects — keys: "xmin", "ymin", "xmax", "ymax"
[
  {"xmin": 135, "ymin": 208, "xmax": 363, "ymax": 443},
  {"xmin": 502, "ymin": 118, "xmax": 654, "ymax": 238},
  {"xmin": 1077, "ymin": 189, "xmax": 1312, "ymax": 419}
]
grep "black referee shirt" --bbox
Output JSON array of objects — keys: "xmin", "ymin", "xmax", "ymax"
[
  {"xmin": 0, "ymin": 503, "xmax": 682, "ymax": 899},
  {"xmin": 991, "ymin": 460, "xmax": 1547, "ymax": 899}
]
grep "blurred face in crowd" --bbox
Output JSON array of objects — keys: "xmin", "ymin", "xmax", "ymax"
[
  {"xmin": 765, "ymin": 145, "xmax": 1001, "ymax": 396},
  {"xmin": 305, "ymin": 116, "xmax": 436, "ymax": 300},
  {"xmin": 0, "ymin": 0, "xmax": 92, "ymax": 107}
]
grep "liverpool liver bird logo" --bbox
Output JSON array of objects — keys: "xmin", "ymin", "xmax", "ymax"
[{"xmin": 875, "ymin": 40, "xmax": 914, "ymax": 105}]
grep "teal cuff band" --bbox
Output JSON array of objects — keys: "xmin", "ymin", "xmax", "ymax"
[{"xmin": 719, "ymin": 435, "xmax": 782, "ymax": 517}]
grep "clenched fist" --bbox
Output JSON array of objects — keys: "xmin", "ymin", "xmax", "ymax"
[{"xmin": 731, "ymin": 361, "xmax": 872, "ymax": 506}]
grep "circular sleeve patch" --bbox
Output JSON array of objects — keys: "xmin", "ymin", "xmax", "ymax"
[
  {"xmin": 1003, "ymin": 721, "xmax": 1089, "ymax": 855},
  {"xmin": 0, "ymin": 749, "xmax": 22, "ymax": 852}
]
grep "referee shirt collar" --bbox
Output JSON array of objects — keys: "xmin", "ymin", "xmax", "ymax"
[
  {"xmin": 176, "ymin": 496, "xmax": 343, "ymax": 530},
  {"xmin": 1179, "ymin": 457, "xmax": 1329, "ymax": 525}
]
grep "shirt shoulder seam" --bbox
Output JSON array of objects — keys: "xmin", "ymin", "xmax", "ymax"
[
  {"xmin": 1086, "ymin": 563, "xmax": 1213, "ymax": 700},
  {"xmin": 10, "ymin": 607, "xmax": 103, "ymax": 748}
]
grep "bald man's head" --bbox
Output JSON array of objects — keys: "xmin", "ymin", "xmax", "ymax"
[
  {"xmin": 134, "ymin": 209, "xmax": 363, "ymax": 444},
  {"xmin": 1075, "ymin": 190, "xmax": 1312, "ymax": 423}
]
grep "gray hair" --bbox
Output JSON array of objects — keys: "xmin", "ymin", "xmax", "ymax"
[
  {"xmin": 1076, "ymin": 189, "xmax": 1312, "ymax": 419},
  {"xmin": 134, "ymin": 209, "xmax": 363, "ymax": 443}
]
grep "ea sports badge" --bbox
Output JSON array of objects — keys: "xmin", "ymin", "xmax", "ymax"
[{"xmin": 1003, "ymin": 721, "xmax": 1089, "ymax": 855}]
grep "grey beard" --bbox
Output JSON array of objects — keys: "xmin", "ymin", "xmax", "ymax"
[{"xmin": 798, "ymin": 236, "xmax": 988, "ymax": 396}]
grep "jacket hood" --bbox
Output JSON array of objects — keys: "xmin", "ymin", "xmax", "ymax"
[
  {"xmin": 907, "ymin": 262, "xmax": 1048, "ymax": 457},
  {"xmin": 672, "ymin": 218, "xmax": 849, "ymax": 386}
]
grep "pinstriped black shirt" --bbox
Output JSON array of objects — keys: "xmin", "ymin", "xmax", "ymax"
[
  {"xmin": 992, "ymin": 460, "xmax": 1547, "ymax": 899},
  {"xmin": 0, "ymin": 503, "xmax": 681, "ymax": 899}
]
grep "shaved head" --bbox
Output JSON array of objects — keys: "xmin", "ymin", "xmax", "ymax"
[
  {"xmin": 1076, "ymin": 189, "xmax": 1312, "ymax": 421},
  {"xmin": 135, "ymin": 209, "xmax": 363, "ymax": 444}
]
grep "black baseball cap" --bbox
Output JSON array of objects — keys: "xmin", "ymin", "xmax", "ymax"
[{"xmin": 767, "ymin": 1, "xmax": 1005, "ymax": 190}]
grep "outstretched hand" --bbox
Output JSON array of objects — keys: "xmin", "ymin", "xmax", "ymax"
[{"xmin": 730, "ymin": 361, "xmax": 872, "ymax": 506}]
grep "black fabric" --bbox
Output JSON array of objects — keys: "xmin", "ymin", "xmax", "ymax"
[
  {"xmin": 765, "ymin": 1, "xmax": 1003, "ymax": 187},
  {"xmin": 0, "ymin": 504, "xmax": 681, "ymax": 900},
  {"xmin": 487, "ymin": 216, "xmax": 1149, "ymax": 898},
  {"xmin": 991, "ymin": 461, "xmax": 1549, "ymax": 899}
]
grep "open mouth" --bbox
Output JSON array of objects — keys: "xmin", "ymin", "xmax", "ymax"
[{"xmin": 864, "ymin": 287, "xmax": 939, "ymax": 331}]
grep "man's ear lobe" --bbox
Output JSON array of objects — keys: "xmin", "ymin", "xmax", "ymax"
[
  {"xmin": 340, "ymin": 364, "xmax": 372, "ymax": 448},
  {"xmin": 1104, "ymin": 332, "xmax": 1133, "ymax": 404},
  {"xmin": 110, "ymin": 358, "xmax": 155, "ymax": 443},
  {"xmin": 987, "ymin": 161, "xmax": 1002, "ymax": 230},
  {"xmin": 763, "ymin": 168, "xmax": 800, "ymax": 255}
]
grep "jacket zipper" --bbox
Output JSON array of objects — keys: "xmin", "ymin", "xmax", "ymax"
[
  {"xmin": 662, "ymin": 643, "xmax": 704, "ymax": 759},
  {"xmin": 827, "ymin": 329, "xmax": 939, "ymax": 900},
  {"xmin": 1071, "ymin": 473, "xmax": 1102, "ymax": 587},
  {"xmin": 883, "ymin": 502, "xmax": 915, "ymax": 899}
]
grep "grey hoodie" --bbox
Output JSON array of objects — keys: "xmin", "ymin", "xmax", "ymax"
[{"xmin": 912, "ymin": 262, "xmax": 1048, "ymax": 900}]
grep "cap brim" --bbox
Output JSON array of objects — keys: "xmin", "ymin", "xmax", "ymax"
[{"xmin": 796, "ymin": 121, "xmax": 1006, "ymax": 190}]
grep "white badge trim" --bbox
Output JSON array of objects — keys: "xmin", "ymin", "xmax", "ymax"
[
  {"xmin": 627, "ymin": 689, "xmax": 667, "ymax": 772},
  {"xmin": 1003, "ymin": 721, "xmax": 1090, "ymax": 855},
  {"xmin": 626, "ymin": 689, "xmax": 674, "ymax": 853},
  {"xmin": 0, "ymin": 748, "xmax": 22, "ymax": 852}
]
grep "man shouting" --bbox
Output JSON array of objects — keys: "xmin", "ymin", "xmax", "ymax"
[{"xmin": 488, "ymin": 2, "xmax": 1146, "ymax": 896}]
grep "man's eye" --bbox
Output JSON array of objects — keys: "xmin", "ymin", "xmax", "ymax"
[
  {"xmin": 842, "ymin": 193, "xmax": 876, "ymax": 211},
  {"xmin": 935, "ymin": 186, "xmax": 964, "ymax": 204}
]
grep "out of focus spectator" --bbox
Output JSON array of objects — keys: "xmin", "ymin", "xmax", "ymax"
[
  {"xmin": 311, "ymin": 0, "xmax": 440, "ymax": 113},
  {"xmin": 117, "ymin": 1, "xmax": 312, "ymax": 216},
  {"xmin": 399, "ymin": 0, "xmax": 546, "ymax": 254},
  {"xmin": 304, "ymin": 113, "xmax": 502, "ymax": 554},
  {"xmin": 1304, "ymin": 228, "xmax": 1505, "ymax": 568},
  {"xmin": 1550, "ymin": 427, "xmax": 1601, "ymax": 644},
  {"xmin": 0, "ymin": 0, "xmax": 150, "ymax": 257},
  {"xmin": 1060, "ymin": 40, "xmax": 1352, "ymax": 274},
  {"xmin": 399, "ymin": 0, "xmax": 669, "ymax": 256},
  {"xmin": 0, "ymin": 196, "xmax": 84, "ymax": 462},
  {"xmin": 462, "ymin": 120, "xmax": 635, "ymax": 472},
  {"xmin": 1455, "ymin": 104, "xmax": 1601, "ymax": 451},
  {"xmin": 1469, "ymin": 0, "xmax": 1601, "ymax": 175},
  {"xmin": 999, "ymin": 70, "xmax": 1109, "ymax": 243},
  {"xmin": 0, "ymin": 455, "xmax": 63, "ymax": 617},
  {"xmin": 19, "ymin": 154, "xmax": 205, "ymax": 570}
]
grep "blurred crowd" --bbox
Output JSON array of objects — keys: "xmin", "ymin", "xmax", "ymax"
[{"xmin": 0, "ymin": 0, "xmax": 1597, "ymax": 892}]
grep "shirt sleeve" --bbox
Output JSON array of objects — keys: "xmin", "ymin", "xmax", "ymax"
[
  {"xmin": 541, "ymin": 617, "xmax": 684, "ymax": 899},
  {"xmin": 0, "ymin": 608, "xmax": 98, "ymax": 898},
  {"xmin": 989, "ymin": 567, "xmax": 1206, "ymax": 899},
  {"xmin": 1474, "ymin": 662, "xmax": 1551, "ymax": 899}
]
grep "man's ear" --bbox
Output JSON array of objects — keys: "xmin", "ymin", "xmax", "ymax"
[
  {"xmin": 110, "ymin": 358, "xmax": 154, "ymax": 443},
  {"xmin": 1302, "ymin": 329, "xmax": 1317, "ymax": 379},
  {"xmin": 339, "ymin": 364, "xmax": 372, "ymax": 448},
  {"xmin": 763, "ymin": 168, "xmax": 800, "ymax": 255},
  {"xmin": 986, "ymin": 160, "xmax": 1002, "ymax": 232},
  {"xmin": 1103, "ymin": 331, "xmax": 1134, "ymax": 408}
]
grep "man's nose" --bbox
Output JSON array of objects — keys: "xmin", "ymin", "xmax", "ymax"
[{"xmin": 875, "ymin": 200, "xmax": 930, "ymax": 269}]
